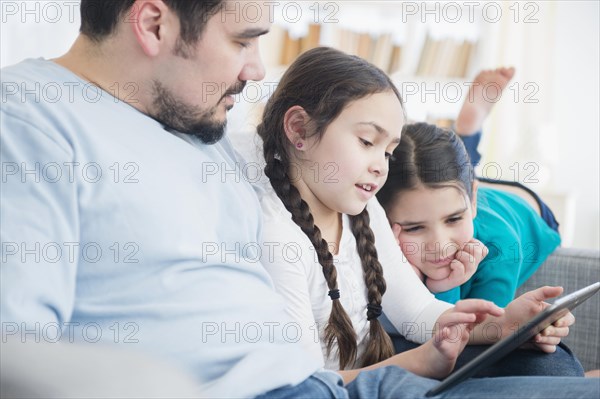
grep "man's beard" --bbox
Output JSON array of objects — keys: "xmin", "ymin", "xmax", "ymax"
[{"xmin": 151, "ymin": 81, "xmax": 245, "ymax": 145}]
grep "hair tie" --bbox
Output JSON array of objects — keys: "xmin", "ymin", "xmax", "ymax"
[
  {"xmin": 328, "ymin": 289, "xmax": 340, "ymax": 300},
  {"xmin": 366, "ymin": 303, "xmax": 383, "ymax": 321}
]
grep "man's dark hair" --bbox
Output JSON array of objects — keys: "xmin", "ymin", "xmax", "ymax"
[{"xmin": 80, "ymin": 0, "xmax": 224, "ymax": 45}]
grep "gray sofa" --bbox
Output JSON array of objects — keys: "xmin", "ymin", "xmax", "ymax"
[{"xmin": 517, "ymin": 247, "xmax": 600, "ymax": 371}]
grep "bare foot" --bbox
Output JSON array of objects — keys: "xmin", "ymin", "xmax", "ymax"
[
  {"xmin": 455, "ymin": 67, "xmax": 516, "ymax": 136},
  {"xmin": 585, "ymin": 369, "xmax": 600, "ymax": 377}
]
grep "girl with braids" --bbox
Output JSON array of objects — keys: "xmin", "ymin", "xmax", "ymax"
[
  {"xmin": 255, "ymin": 47, "xmax": 583, "ymax": 381},
  {"xmin": 376, "ymin": 122, "xmax": 561, "ymax": 307},
  {"xmin": 255, "ymin": 47, "xmax": 501, "ymax": 376}
]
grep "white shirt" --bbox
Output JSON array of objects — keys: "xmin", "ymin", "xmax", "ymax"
[{"xmin": 259, "ymin": 185, "xmax": 452, "ymax": 370}]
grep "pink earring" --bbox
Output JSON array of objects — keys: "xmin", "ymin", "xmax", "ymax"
[{"xmin": 296, "ymin": 142, "xmax": 303, "ymax": 149}]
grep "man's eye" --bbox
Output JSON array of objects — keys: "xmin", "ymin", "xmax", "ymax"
[{"xmin": 447, "ymin": 217, "xmax": 463, "ymax": 224}]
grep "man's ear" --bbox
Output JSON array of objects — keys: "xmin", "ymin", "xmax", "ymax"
[
  {"xmin": 471, "ymin": 179, "xmax": 479, "ymax": 219},
  {"xmin": 283, "ymin": 105, "xmax": 310, "ymax": 150},
  {"xmin": 130, "ymin": 1, "xmax": 174, "ymax": 57}
]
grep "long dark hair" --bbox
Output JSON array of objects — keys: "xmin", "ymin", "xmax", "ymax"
[
  {"xmin": 257, "ymin": 47, "xmax": 404, "ymax": 369},
  {"xmin": 377, "ymin": 122, "xmax": 475, "ymax": 213}
]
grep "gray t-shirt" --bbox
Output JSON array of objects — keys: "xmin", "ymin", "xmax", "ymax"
[{"xmin": 0, "ymin": 58, "xmax": 321, "ymax": 397}]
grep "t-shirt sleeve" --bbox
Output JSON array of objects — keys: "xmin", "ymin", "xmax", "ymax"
[
  {"xmin": 367, "ymin": 199, "xmax": 452, "ymax": 343},
  {"xmin": 1, "ymin": 109, "xmax": 79, "ymax": 326}
]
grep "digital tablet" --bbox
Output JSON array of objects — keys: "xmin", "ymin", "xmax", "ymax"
[{"xmin": 426, "ymin": 282, "xmax": 600, "ymax": 397}]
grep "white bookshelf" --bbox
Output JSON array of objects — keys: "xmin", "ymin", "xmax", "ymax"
[{"xmin": 246, "ymin": 1, "xmax": 488, "ymax": 127}]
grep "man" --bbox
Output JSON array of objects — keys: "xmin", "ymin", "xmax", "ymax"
[
  {"xmin": 2, "ymin": 1, "xmax": 317, "ymax": 396},
  {"xmin": 1, "ymin": 1, "xmax": 596, "ymax": 397}
]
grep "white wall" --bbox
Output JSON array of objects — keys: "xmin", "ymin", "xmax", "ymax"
[
  {"xmin": 551, "ymin": 1, "xmax": 600, "ymax": 249},
  {"xmin": 0, "ymin": 1, "xmax": 80, "ymax": 68}
]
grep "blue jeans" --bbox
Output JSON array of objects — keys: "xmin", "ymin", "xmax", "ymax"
[
  {"xmin": 460, "ymin": 131, "xmax": 483, "ymax": 167},
  {"xmin": 390, "ymin": 333, "xmax": 584, "ymax": 377},
  {"xmin": 258, "ymin": 367, "xmax": 599, "ymax": 398}
]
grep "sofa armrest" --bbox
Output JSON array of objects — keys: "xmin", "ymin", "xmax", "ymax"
[{"xmin": 517, "ymin": 247, "xmax": 600, "ymax": 371}]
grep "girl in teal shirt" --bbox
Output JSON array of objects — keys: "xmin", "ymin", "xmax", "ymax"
[{"xmin": 376, "ymin": 122, "xmax": 561, "ymax": 307}]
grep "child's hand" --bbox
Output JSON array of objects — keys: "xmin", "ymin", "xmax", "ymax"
[
  {"xmin": 424, "ymin": 299, "xmax": 504, "ymax": 378},
  {"xmin": 496, "ymin": 286, "xmax": 574, "ymax": 353},
  {"xmin": 458, "ymin": 238, "xmax": 489, "ymax": 273},
  {"xmin": 425, "ymin": 239, "xmax": 488, "ymax": 293}
]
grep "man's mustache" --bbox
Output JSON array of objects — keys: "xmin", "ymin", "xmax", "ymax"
[{"xmin": 224, "ymin": 81, "xmax": 246, "ymax": 97}]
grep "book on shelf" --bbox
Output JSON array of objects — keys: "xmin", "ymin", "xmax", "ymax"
[
  {"xmin": 371, "ymin": 33, "xmax": 393, "ymax": 71},
  {"xmin": 457, "ymin": 41, "xmax": 476, "ymax": 78},
  {"xmin": 276, "ymin": 24, "xmax": 321, "ymax": 66},
  {"xmin": 357, "ymin": 32, "xmax": 375, "ymax": 61},
  {"xmin": 430, "ymin": 38, "xmax": 448, "ymax": 76},
  {"xmin": 260, "ymin": 23, "xmax": 286, "ymax": 68},
  {"xmin": 279, "ymin": 29, "xmax": 300, "ymax": 66},
  {"xmin": 447, "ymin": 40, "xmax": 465, "ymax": 78},
  {"xmin": 388, "ymin": 44, "xmax": 403, "ymax": 74},
  {"xmin": 432, "ymin": 118, "xmax": 456, "ymax": 130},
  {"xmin": 415, "ymin": 34, "xmax": 476, "ymax": 78},
  {"xmin": 422, "ymin": 38, "xmax": 441, "ymax": 76},
  {"xmin": 300, "ymin": 24, "xmax": 321, "ymax": 54},
  {"xmin": 340, "ymin": 29, "xmax": 361, "ymax": 57},
  {"xmin": 415, "ymin": 35, "xmax": 432, "ymax": 76}
]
